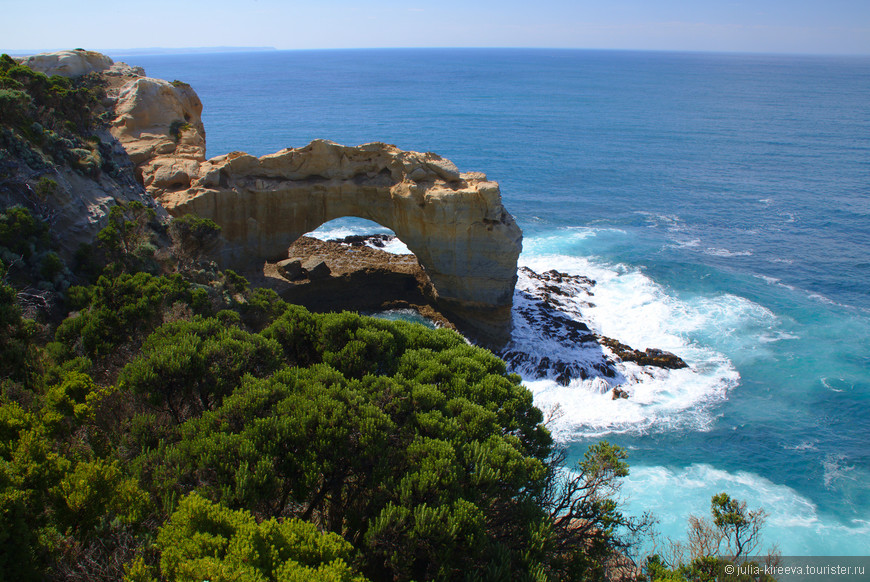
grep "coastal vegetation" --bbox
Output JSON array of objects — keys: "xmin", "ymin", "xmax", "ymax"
[{"xmin": 0, "ymin": 202, "xmax": 649, "ymax": 580}]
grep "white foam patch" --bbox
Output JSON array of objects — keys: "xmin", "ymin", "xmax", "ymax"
[
  {"xmin": 511, "ymin": 253, "xmax": 744, "ymax": 438},
  {"xmin": 823, "ymin": 453, "xmax": 859, "ymax": 491},
  {"xmin": 669, "ymin": 292, "xmax": 794, "ymax": 365},
  {"xmin": 307, "ymin": 224, "xmax": 383, "ymax": 241},
  {"xmin": 669, "ymin": 237, "xmax": 702, "ymax": 249},
  {"xmin": 821, "ymin": 377, "xmax": 851, "ymax": 393},
  {"xmin": 622, "ymin": 464, "xmax": 870, "ymax": 555},
  {"xmin": 520, "ymin": 229, "xmax": 601, "ymax": 256},
  {"xmin": 753, "ymin": 273, "xmax": 797, "ymax": 291},
  {"xmin": 807, "ymin": 292, "xmax": 837, "ymax": 305},
  {"xmin": 378, "ymin": 237, "xmax": 412, "ymax": 255},
  {"xmin": 304, "ymin": 222, "xmax": 412, "ymax": 255},
  {"xmin": 703, "ymin": 247, "xmax": 753, "ymax": 258},
  {"xmin": 635, "ymin": 211, "xmax": 687, "ymax": 233}
]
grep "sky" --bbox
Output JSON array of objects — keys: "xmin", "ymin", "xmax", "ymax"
[{"xmin": 3, "ymin": 0, "xmax": 870, "ymax": 56}]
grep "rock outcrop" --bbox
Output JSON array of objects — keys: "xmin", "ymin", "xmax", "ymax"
[
  {"xmin": 501, "ymin": 267, "xmax": 687, "ymax": 388},
  {"xmin": 18, "ymin": 49, "xmax": 146, "ymax": 80},
  {"xmin": 90, "ymin": 60, "xmax": 521, "ymax": 346},
  {"xmin": 260, "ymin": 236, "xmax": 454, "ymax": 331},
  {"xmin": 18, "ymin": 49, "xmax": 115, "ymax": 78}
]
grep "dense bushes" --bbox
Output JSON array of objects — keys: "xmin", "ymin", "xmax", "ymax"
[
  {"xmin": 0, "ymin": 54, "xmax": 104, "ymax": 137},
  {"xmin": 166, "ymin": 214, "xmax": 222, "ymax": 269}
]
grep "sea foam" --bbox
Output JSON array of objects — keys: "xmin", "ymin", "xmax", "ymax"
[{"xmin": 511, "ymin": 251, "xmax": 743, "ymax": 438}]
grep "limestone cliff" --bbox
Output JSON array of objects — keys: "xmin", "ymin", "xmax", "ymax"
[{"xmin": 22, "ymin": 51, "xmax": 522, "ymax": 345}]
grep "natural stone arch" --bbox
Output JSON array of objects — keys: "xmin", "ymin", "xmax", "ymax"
[{"xmin": 161, "ymin": 141, "xmax": 522, "ymax": 345}]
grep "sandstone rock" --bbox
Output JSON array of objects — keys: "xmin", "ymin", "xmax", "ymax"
[
  {"xmin": 110, "ymin": 77, "xmax": 206, "ymax": 166},
  {"xmin": 19, "ymin": 49, "xmax": 114, "ymax": 78},
  {"xmin": 302, "ymin": 258, "xmax": 331, "ymax": 280},
  {"xmin": 276, "ymin": 258, "xmax": 304, "ymax": 280}
]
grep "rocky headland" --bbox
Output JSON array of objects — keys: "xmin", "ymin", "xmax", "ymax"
[
  {"xmin": 2, "ymin": 51, "xmax": 163, "ymax": 256},
  {"xmin": 12, "ymin": 50, "xmax": 687, "ymax": 376},
  {"xmin": 17, "ymin": 50, "xmax": 520, "ymax": 346}
]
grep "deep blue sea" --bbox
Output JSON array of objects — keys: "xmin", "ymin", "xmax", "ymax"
[{"xmin": 122, "ymin": 48, "xmax": 870, "ymax": 555}]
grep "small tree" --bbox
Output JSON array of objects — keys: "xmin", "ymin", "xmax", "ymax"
[
  {"xmin": 96, "ymin": 202, "xmax": 156, "ymax": 271},
  {"xmin": 542, "ymin": 441, "xmax": 656, "ymax": 579},
  {"xmin": 649, "ymin": 492, "xmax": 774, "ymax": 582},
  {"xmin": 709, "ymin": 492, "xmax": 767, "ymax": 559},
  {"xmin": 167, "ymin": 214, "xmax": 222, "ymax": 269}
]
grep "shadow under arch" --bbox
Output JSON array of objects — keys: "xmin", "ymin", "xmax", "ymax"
[{"xmin": 268, "ymin": 216, "xmax": 448, "ymax": 329}]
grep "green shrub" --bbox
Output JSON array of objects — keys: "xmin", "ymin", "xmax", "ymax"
[
  {"xmin": 96, "ymin": 202, "xmax": 158, "ymax": 272},
  {"xmin": 149, "ymin": 493, "xmax": 368, "ymax": 581},
  {"xmin": 168, "ymin": 119, "xmax": 191, "ymax": 141},
  {"xmin": 0, "ymin": 88, "xmax": 31, "ymax": 125},
  {"xmin": 54, "ymin": 272, "xmax": 202, "ymax": 358},
  {"xmin": 118, "ymin": 316, "xmax": 282, "ymax": 421}
]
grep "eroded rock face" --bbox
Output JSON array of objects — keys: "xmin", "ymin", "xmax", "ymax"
[
  {"xmin": 111, "ymin": 78, "xmax": 205, "ymax": 168},
  {"xmin": 94, "ymin": 55, "xmax": 521, "ymax": 345}
]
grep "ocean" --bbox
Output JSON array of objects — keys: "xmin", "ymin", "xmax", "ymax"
[{"xmin": 122, "ymin": 48, "xmax": 870, "ymax": 555}]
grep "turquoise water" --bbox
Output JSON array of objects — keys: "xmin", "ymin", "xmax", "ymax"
[{"xmin": 124, "ymin": 49, "xmax": 870, "ymax": 555}]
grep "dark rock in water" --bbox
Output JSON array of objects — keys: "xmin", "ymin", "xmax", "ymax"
[
  {"xmin": 611, "ymin": 387, "xmax": 630, "ymax": 400},
  {"xmin": 276, "ymin": 258, "xmax": 304, "ymax": 281},
  {"xmin": 502, "ymin": 266, "xmax": 688, "ymax": 385},
  {"xmin": 302, "ymin": 258, "xmax": 331, "ymax": 280},
  {"xmin": 331, "ymin": 233, "xmax": 394, "ymax": 248},
  {"xmin": 598, "ymin": 337, "xmax": 687, "ymax": 370}
]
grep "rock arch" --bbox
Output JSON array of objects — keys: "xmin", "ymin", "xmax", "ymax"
[
  {"xmin": 161, "ymin": 140, "xmax": 522, "ymax": 345},
  {"xmin": 92, "ymin": 59, "xmax": 522, "ymax": 345}
]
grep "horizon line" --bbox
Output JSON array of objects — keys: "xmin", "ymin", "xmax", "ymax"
[{"xmin": 4, "ymin": 45, "xmax": 870, "ymax": 59}]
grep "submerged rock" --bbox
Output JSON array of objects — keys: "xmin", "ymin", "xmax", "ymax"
[{"xmin": 502, "ymin": 267, "xmax": 688, "ymax": 387}]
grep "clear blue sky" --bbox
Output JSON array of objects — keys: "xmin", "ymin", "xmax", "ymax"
[{"xmin": 4, "ymin": 0, "xmax": 870, "ymax": 55}]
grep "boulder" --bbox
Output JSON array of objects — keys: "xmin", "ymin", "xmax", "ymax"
[
  {"xmin": 612, "ymin": 387, "xmax": 630, "ymax": 400},
  {"xmin": 276, "ymin": 258, "xmax": 304, "ymax": 280},
  {"xmin": 301, "ymin": 258, "xmax": 331, "ymax": 280},
  {"xmin": 19, "ymin": 49, "xmax": 114, "ymax": 78}
]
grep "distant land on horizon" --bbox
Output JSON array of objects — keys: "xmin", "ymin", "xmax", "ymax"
[{"xmin": 3, "ymin": 46, "xmax": 277, "ymax": 57}]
